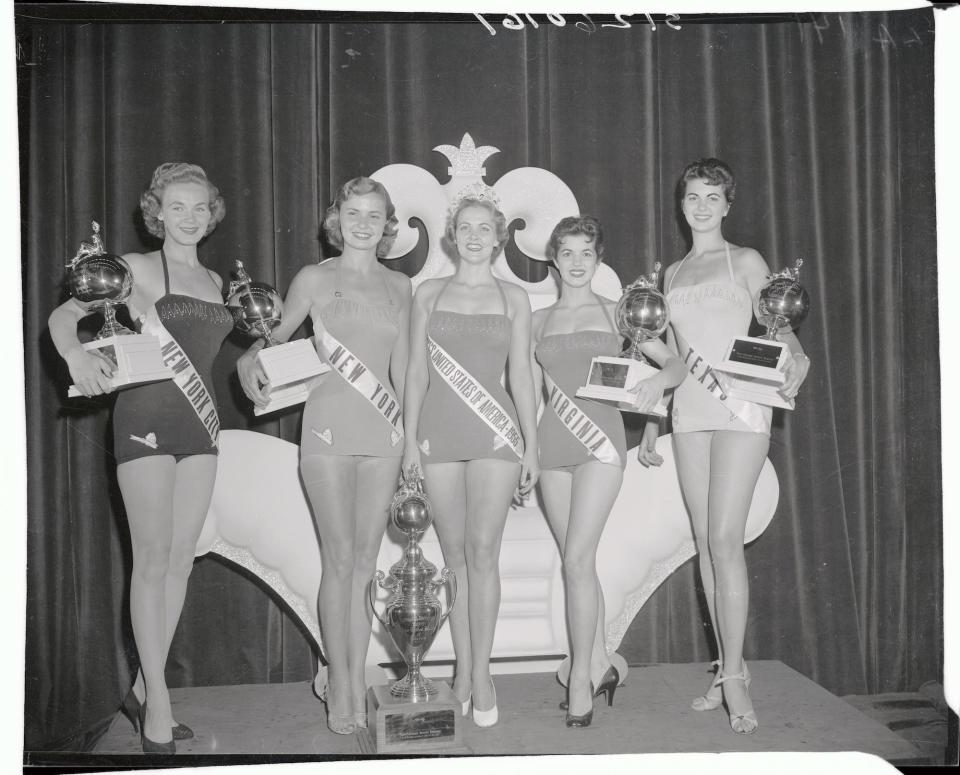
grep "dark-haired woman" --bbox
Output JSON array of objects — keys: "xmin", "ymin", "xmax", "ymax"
[
  {"xmin": 238, "ymin": 176, "xmax": 411, "ymax": 735},
  {"xmin": 401, "ymin": 186, "xmax": 539, "ymax": 728},
  {"xmin": 534, "ymin": 215, "xmax": 686, "ymax": 727},
  {"xmin": 49, "ymin": 163, "xmax": 233, "ymax": 753},
  {"xmin": 640, "ymin": 159, "xmax": 810, "ymax": 734}
]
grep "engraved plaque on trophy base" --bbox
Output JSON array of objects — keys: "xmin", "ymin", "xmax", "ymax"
[
  {"xmin": 575, "ymin": 356, "xmax": 669, "ymax": 416},
  {"xmin": 67, "ymin": 334, "xmax": 173, "ymax": 397},
  {"xmin": 252, "ymin": 339, "xmax": 330, "ymax": 416},
  {"xmin": 361, "ymin": 682, "xmax": 464, "ymax": 755},
  {"xmin": 715, "ymin": 335, "xmax": 794, "ymax": 410}
]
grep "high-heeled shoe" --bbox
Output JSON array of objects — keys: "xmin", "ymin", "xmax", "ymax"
[
  {"xmin": 137, "ymin": 702, "xmax": 175, "ymax": 755},
  {"xmin": 459, "ymin": 694, "xmax": 471, "ymax": 717},
  {"xmin": 691, "ymin": 660, "xmax": 723, "ymax": 711},
  {"xmin": 564, "ymin": 681, "xmax": 595, "ymax": 728},
  {"xmin": 560, "ymin": 664, "xmax": 620, "ymax": 710},
  {"xmin": 318, "ymin": 685, "xmax": 356, "ymax": 735},
  {"xmin": 354, "ymin": 712, "xmax": 368, "ymax": 730},
  {"xmin": 717, "ymin": 664, "xmax": 757, "ymax": 735},
  {"xmin": 121, "ymin": 687, "xmax": 195, "ymax": 740},
  {"xmin": 472, "ymin": 680, "xmax": 498, "ymax": 728}
]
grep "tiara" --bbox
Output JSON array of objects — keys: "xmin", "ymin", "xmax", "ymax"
[{"xmin": 448, "ymin": 182, "xmax": 502, "ymax": 215}]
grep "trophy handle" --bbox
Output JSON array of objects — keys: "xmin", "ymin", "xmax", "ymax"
[
  {"xmin": 368, "ymin": 570, "xmax": 394, "ymax": 627},
  {"xmin": 430, "ymin": 568, "xmax": 457, "ymax": 627}
]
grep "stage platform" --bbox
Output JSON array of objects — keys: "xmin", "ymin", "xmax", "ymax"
[{"xmin": 92, "ymin": 661, "xmax": 925, "ymax": 763}]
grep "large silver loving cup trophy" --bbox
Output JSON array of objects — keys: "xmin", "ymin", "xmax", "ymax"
[
  {"xmin": 66, "ymin": 221, "xmax": 173, "ymax": 397},
  {"xmin": 363, "ymin": 466, "xmax": 461, "ymax": 753},
  {"xmin": 715, "ymin": 259, "xmax": 811, "ymax": 409},
  {"xmin": 576, "ymin": 263, "xmax": 671, "ymax": 416},
  {"xmin": 227, "ymin": 261, "xmax": 328, "ymax": 415}
]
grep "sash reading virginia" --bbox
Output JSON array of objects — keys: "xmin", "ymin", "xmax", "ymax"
[
  {"xmin": 426, "ymin": 335, "xmax": 523, "ymax": 459},
  {"xmin": 543, "ymin": 372, "xmax": 621, "ymax": 467},
  {"xmin": 319, "ymin": 329, "xmax": 403, "ymax": 446},
  {"xmin": 140, "ymin": 309, "xmax": 220, "ymax": 446}
]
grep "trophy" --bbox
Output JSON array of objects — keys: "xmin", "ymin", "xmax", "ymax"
[
  {"xmin": 715, "ymin": 259, "xmax": 811, "ymax": 409},
  {"xmin": 227, "ymin": 261, "xmax": 329, "ymax": 415},
  {"xmin": 364, "ymin": 466, "xmax": 460, "ymax": 754},
  {"xmin": 66, "ymin": 221, "xmax": 173, "ymax": 397},
  {"xmin": 575, "ymin": 263, "xmax": 671, "ymax": 416}
]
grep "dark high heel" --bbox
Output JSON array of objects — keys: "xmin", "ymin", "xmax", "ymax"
[
  {"xmin": 138, "ymin": 702, "xmax": 176, "ymax": 755},
  {"xmin": 121, "ymin": 687, "xmax": 193, "ymax": 739},
  {"xmin": 559, "ymin": 664, "xmax": 621, "ymax": 710},
  {"xmin": 595, "ymin": 665, "xmax": 620, "ymax": 707},
  {"xmin": 120, "ymin": 687, "xmax": 141, "ymax": 733},
  {"xmin": 564, "ymin": 682, "xmax": 595, "ymax": 728}
]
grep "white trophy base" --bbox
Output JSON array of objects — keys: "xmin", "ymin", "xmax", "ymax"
[
  {"xmin": 715, "ymin": 335, "xmax": 794, "ymax": 410},
  {"xmin": 575, "ymin": 356, "xmax": 669, "ymax": 417},
  {"xmin": 67, "ymin": 334, "xmax": 174, "ymax": 397},
  {"xmin": 253, "ymin": 338, "xmax": 330, "ymax": 416}
]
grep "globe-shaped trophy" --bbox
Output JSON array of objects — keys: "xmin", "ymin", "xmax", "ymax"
[
  {"xmin": 715, "ymin": 258, "xmax": 811, "ymax": 410},
  {"xmin": 365, "ymin": 465, "xmax": 461, "ymax": 753},
  {"xmin": 66, "ymin": 221, "xmax": 135, "ymax": 339},
  {"xmin": 758, "ymin": 259, "xmax": 811, "ymax": 339},
  {"xmin": 576, "ymin": 263, "xmax": 671, "ymax": 416},
  {"xmin": 227, "ymin": 260, "xmax": 328, "ymax": 415},
  {"xmin": 64, "ymin": 221, "xmax": 174, "ymax": 397},
  {"xmin": 615, "ymin": 262, "xmax": 671, "ymax": 360}
]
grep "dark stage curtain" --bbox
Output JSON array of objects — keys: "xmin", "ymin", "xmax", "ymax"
[{"xmin": 19, "ymin": 11, "xmax": 941, "ymax": 750}]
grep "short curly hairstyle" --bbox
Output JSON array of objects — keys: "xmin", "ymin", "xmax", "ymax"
[
  {"xmin": 322, "ymin": 177, "xmax": 399, "ymax": 259},
  {"xmin": 677, "ymin": 157, "xmax": 737, "ymax": 205},
  {"xmin": 445, "ymin": 197, "xmax": 510, "ymax": 260},
  {"xmin": 139, "ymin": 163, "xmax": 226, "ymax": 239},
  {"xmin": 546, "ymin": 215, "xmax": 605, "ymax": 262}
]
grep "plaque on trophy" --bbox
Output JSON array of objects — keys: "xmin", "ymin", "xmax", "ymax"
[
  {"xmin": 715, "ymin": 259, "xmax": 811, "ymax": 410},
  {"xmin": 66, "ymin": 221, "xmax": 174, "ymax": 397},
  {"xmin": 227, "ymin": 261, "xmax": 329, "ymax": 415},
  {"xmin": 575, "ymin": 263, "xmax": 670, "ymax": 416},
  {"xmin": 362, "ymin": 466, "xmax": 461, "ymax": 755}
]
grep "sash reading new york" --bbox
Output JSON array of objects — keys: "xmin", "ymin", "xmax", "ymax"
[
  {"xmin": 426, "ymin": 335, "xmax": 523, "ymax": 458},
  {"xmin": 543, "ymin": 372, "xmax": 620, "ymax": 466},
  {"xmin": 320, "ymin": 329, "xmax": 403, "ymax": 445},
  {"xmin": 140, "ymin": 309, "xmax": 220, "ymax": 446}
]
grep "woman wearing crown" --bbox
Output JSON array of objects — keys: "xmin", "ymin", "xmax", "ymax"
[
  {"xmin": 402, "ymin": 183, "xmax": 539, "ymax": 727},
  {"xmin": 640, "ymin": 158, "xmax": 810, "ymax": 734},
  {"xmin": 238, "ymin": 176, "xmax": 412, "ymax": 735}
]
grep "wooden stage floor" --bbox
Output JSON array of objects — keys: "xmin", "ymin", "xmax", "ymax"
[{"xmin": 90, "ymin": 661, "xmax": 925, "ymax": 763}]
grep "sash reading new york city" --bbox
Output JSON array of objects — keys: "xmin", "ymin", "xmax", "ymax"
[
  {"xmin": 543, "ymin": 371, "xmax": 621, "ymax": 467},
  {"xmin": 426, "ymin": 335, "xmax": 523, "ymax": 459},
  {"xmin": 320, "ymin": 329, "xmax": 403, "ymax": 446}
]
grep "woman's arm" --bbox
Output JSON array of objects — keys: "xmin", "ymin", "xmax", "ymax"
[
  {"xmin": 48, "ymin": 297, "xmax": 116, "ymax": 396},
  {"xmin": 237, "ymin": 265, "xmax": 321, "ymax": 406},
  {"xmin": 389, "ymin": 275, "xmax": 413, "ymax": 406},
  {"xmin": 529, "ymin": 308, "xmax": 546, "ymax": 414},
  {"xmin": 401, "ymin": 283, "xmax": 433, "ymax": 474},
  {"xmin": 506, "ymin": 286, "xmax": 539, "ymax": 495}
]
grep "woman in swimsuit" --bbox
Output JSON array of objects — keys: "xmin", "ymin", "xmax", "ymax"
[
  {"xmin": 639, "ymin": 158, "xmax": 810, "ymax": 734},
  {"xmin": 533, "ymin": 215, "xmax": 686, "ymax": 727},
  {"xmin": 49, "ymin": 163, "xmax": 233, "ymax": 753},
  {"xmin": 401, "ymin": 185, "xmax": 539, "ymax": 728},
  {"xmin": 238, "ymin": 176, "xmax": 411, "ymax": 735}
]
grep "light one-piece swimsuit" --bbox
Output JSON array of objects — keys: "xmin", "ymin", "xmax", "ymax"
[
  {"xmin": 666, "ymin": 241, "xmax": 772, "ymax": 435},
  {"xmin": 417, "ymin": 279, "xmax": 522, "ymax": 464},
  {"xmin": 300, "ymin": 262, "xmax": 403, "ymax": 457}
]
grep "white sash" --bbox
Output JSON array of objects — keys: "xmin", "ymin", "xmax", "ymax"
[
  {"xmin": 140, "ymin": 308, "xmax": 220, "ymax": 447},
  {"xmin": 319, "ymin": 329, "xmax": 403, "ymax": 447},
  {"xmin": 680, "ymin": 344, "xmax": 762, "ymax": 430},
  {"xmin": 426, "ymin": 334, "xmax": 524, "ymax": 459},
  {"xmin": 543, "ymin": 372, "xmax": 621, "ymax": 467}
]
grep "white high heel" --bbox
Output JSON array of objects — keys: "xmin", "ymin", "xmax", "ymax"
[
  {"xmin": 717, "ymin": 663, "xmax": 757, "ymax": 735},
  {"xmin": 691, "ymin": 660, "xmax": 723, "ymax": 711},
  {"xmin": 471, "ymin": 680, "xmax": 498, "ymax": 728},
  {"xmin": 460, "ymin": 695, "xmax": 471, "ymax": 717}
]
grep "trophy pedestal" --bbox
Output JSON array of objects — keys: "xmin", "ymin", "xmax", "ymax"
[
  {"xmin": 67, "ymin": 334, "xmax": 173, "ymax": 397},
  {"xmin": 575, "ymin": 356, "xmax": 669, "ymax": 416},
  {"xmin": 253, "ymin": 339, "xmax": 330, "ymax": 416},
  {"xmin": 715, "ymin": 335, "xmax": 794, "ymax": 410},
  {"xmin": 361, "ymin": 682, "xmax": 464, "ymax": 754}
]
